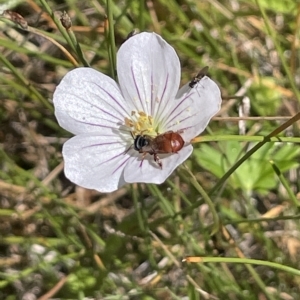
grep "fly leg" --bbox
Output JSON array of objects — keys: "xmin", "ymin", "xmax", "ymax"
[
  {"xmin": 153, "ymin": 153, "xmax": 162, "ymax": 169},
  {"xmin": 137, "ymin": 151, "xmax": 146, "ymax": 167}
]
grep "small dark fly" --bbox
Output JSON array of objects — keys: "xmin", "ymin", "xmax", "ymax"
[{"xmin": 189, "ymin": 66, "xmax": 209, "ymax": 88}]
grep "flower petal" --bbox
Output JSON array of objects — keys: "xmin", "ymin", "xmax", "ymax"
[
  {"xmin": 124, "ymin": 145, "xmax": 193, "ymax": 184},
  {"xmin": 62, "ymin": 132, "xmax": 131, "ymax": 192},
  {"xmin": 117, "ymin": 32, "xmax": 181, "ymax": 129},
  {"xmin": 162, "ymin": 76, "xmax": 222, "ymax": 142},
  {"xmin": 53, "ymin": 67, "xmax": 131, "ymax": 135}
]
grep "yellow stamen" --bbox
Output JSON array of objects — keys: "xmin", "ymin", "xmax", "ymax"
[{"xmin": 125, "ymin": 110, "xmax": 157, "ymax": 137}]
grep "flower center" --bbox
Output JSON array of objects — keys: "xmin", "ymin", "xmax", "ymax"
[{"xmin": 125, "ymin": 111, "xmax": 156, "ymax": 137}]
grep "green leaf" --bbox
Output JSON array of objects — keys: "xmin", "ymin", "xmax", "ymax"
[
  {"xmin": 251, "ymin": 0, "xmax": 296, "ymax": 13},
  {"xmin": 194, "ymin": 141, "xmax": 300, "ymax": 194}
]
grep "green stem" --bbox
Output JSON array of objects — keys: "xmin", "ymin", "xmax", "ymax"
[
  {"xmin": 139, "ymin": 0, "xmax": 145, "ymax": 31},
  {"xmin": 107, "ymin": 0, "xmax": 117, "ymax": 80},
  {"xmin": 2, "ymin": 236, "xmax": 67, "ymax": 247},
  {"xmin": 67, "ymin": 29, "xmax": 90, "ymax": 67},
  {"xmin": 186, "ymin": 256, "xmax": 300, "ymax": 276},
  {"xmin": 132, "ymin": 184, "xmax": 145, "ymax": 232},
  {"xmin": 39, "ymin": 0, "xmax": 76, "ymax": 53},
  {"xmin": 270, "ymin": 161, "xmax": 300, "ymax": 208},
  {"xmin": 148, "ymin": 184, "xmax": 175, "ymax": 216},
  {"xmin": 0, "ymin": 52, "xmax": 52, "ymax": 110},
  {"xmin": 224, "ymin": 214, "xmax": 300, "ymax": 225},
  {"xmin": 182, "ymin": 164, "xmax": 220, "ymax": 235},
  {"xmin": 193, "ymin": 135, "xmax": 300, "ymax": 144},
  {"xmin": 255, "ymin": 0, "xmax": 300, "ymax": 102}
]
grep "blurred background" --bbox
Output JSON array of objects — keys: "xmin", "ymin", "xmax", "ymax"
[{"xmin": 1, "ymin": 0, "xmax": 300, "ymax": 299}]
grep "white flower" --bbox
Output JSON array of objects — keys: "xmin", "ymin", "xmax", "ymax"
[{"xmin": 53, "ymin": 32, "xmax": 222, "ymax": 192}]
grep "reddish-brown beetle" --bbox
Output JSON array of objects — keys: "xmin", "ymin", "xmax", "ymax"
[{"xmin": 133, "ymin": 131, "xmax": 184, "ymax": 168}]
